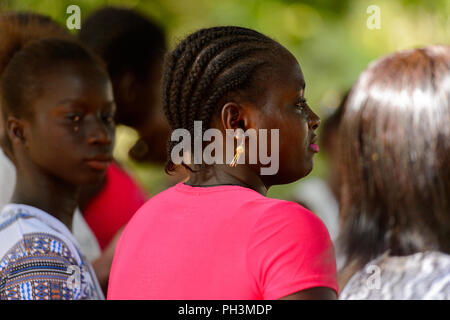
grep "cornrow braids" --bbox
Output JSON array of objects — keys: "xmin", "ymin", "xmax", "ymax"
[
  {"xmin": 165, "ymin": 27, "xmax": 270, "ymax": 127},
  {"xmin": 162, "ymin": 27, "xmax": 269, "ymax": 128},
  {"xmin": 180, "ymin": 36, "xmax": 266, "ymax": 125},
  {"xmin": 163, "ymin": 26, "xmax": 281, "ymax": 174},
  {"xmin": 163, "ymin": 28, "xmax": 225, "ymax": 126},
  {"xmin": 185, "ymin": 44, "xmax": 270, "ymax": 130}
]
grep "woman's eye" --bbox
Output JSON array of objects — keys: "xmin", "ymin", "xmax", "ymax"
[
  {"xmin": 102, "ymin": 113, "xmax": 115, "ymax": 124},
  {"xmin": 296, "ymin": 97, "xmax": 307, "ymax": 110},
  {"xmin": 68, "ymin": 114, "xmax": 82, "ymax": 122}
]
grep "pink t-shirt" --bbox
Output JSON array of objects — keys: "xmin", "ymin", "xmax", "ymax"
[{"xmin": 107, "ymin": 183, "xmax": 338, "ymax": 300}]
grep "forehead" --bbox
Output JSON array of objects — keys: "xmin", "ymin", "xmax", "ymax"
[
  {"xmin": 36, "ymin": 63, "xmax": 112, "ymax": 108},
  {"xmin": 44, "ymin": 62, "xmax": 109, "ymax": 88},
  {"xmin": 267, "ymin": 50, "xmax": 305, "ymax": 98}
]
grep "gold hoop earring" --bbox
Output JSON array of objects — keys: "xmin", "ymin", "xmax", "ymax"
[{"xmin": 230, "ymin": 135, "xmax": 244, "ymax": 167}]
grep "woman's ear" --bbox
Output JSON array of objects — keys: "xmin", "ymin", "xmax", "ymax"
[
  {"xmin": 220, "ymin": 102, "xmax": 252, "ymax": 131},
  {"xmin": 7, "ymin": 116, "xmax": 28, "ymax": 147}
]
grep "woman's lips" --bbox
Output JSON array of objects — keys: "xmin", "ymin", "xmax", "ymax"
[
  {"xmin": 309, "ymin": 143, "xmax": 319, "ymax": 153},
  {"xmin": 84, "ymin": 158, "xmax": 112, "ymax": 170},
  {"xmin": 308, "ymin": 134, "xmax": 319, "ymax": 153}
]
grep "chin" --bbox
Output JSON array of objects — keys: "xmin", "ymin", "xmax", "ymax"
[
  {"xmin": 304, "ymin": 161, "xmax": 314, "ymax": 176},
  {"xmin": 76, "ymin": 171, "xmax": 106, "ymax": 186},
  {"xmin": 267, "ymin": 169, "xmax": 305, "ymax": 186},
  {"xmin": 291, "ymin": 164, "xmax": 314, "ymax": 183}
]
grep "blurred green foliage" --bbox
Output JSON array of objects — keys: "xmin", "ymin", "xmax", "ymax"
[{"xmin": 1, "ymin": 0, "xmax": 448, "ymax": 199}]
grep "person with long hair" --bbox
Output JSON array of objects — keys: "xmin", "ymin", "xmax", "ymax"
[{"xmin": 338, "ymin": 46, "xmax": 450, "ymax": 299}]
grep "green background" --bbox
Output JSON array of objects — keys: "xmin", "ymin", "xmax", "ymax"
[{"xmin": 1, "ymin": 0, "xmax": 448, "ymax": 199}]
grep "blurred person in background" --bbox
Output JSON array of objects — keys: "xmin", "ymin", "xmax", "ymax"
[
  {"xmin": 338, "ymin": 45, "xmax": 450, "ymax": 299},
  {"xmin": 78, "ymin": 7, "xmax": 173, "ymax": 292}
]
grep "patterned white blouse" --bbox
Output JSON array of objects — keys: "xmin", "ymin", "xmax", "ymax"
[
  {"xmin": 340, "ymin": 251, "xmax": 450, "ymax": 300},
  {"xmin": 0, "ymin": 204, "xmax": 104, "ymax": 300}
]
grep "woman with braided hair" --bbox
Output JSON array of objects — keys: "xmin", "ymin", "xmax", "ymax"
[{"xmin": 108, "ymin": 26, "xmax": 337, "ymax": 300}]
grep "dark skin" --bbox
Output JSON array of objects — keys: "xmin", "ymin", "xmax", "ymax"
[
  {"xmin": 7, "ymin": 62, "xmax": 115, "ymax": 230},
  {"xmin": 185, "ymin": 48, "xmax": 336, "ymax": 300},
  {"xmin": 78, "ymin": 58, "xmax": 171, "ymax": 210},
  {"xmin": 78, "ymin": 59, "xmax": 171, "ymax": 294}
]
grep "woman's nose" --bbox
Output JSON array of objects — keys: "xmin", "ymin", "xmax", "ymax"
[
  {"xmin": 309, "ymin": 110, "xmax": 321, "ymax": 131},
  {"xmin": 87, "ymin": 119, "xmax": 113, "ymax": 146}
]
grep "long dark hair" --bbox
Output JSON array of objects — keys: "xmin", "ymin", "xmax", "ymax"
[{"xmin": 338, "ymin": 46, "xmax": 450, "ymax": 273}]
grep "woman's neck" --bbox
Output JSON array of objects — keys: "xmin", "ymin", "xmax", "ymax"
[
  {"xmin": 184, "ymin": 164, "xmax": 268, "ymax": 196},
  {"xmin": 11, "ymin": 163, "xmax": 79, "ymax": 231}
]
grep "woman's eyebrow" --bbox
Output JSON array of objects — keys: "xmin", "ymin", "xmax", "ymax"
[
  {"xmin": 55, "ymin": 99, "xmax": 115, "ymax": 109},
  {"xmin": 55, "ymin": 98, "xmax": 84, "ymax": 107}
]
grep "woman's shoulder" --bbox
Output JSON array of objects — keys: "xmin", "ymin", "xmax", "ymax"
[
  {"xmin": 249, "ymin": 197, "xmax": 327, "ymax": 228},
  {"xmin": 244, "ymin": 197, "xmax": 332, "ymax": 250},
  {"xmin": 0, "ymin": 205, "xmax": 104, "ymax": 300},
  {"xmin": 0, "ymin": 205, "xmax": 80, "ymax": 266}
]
